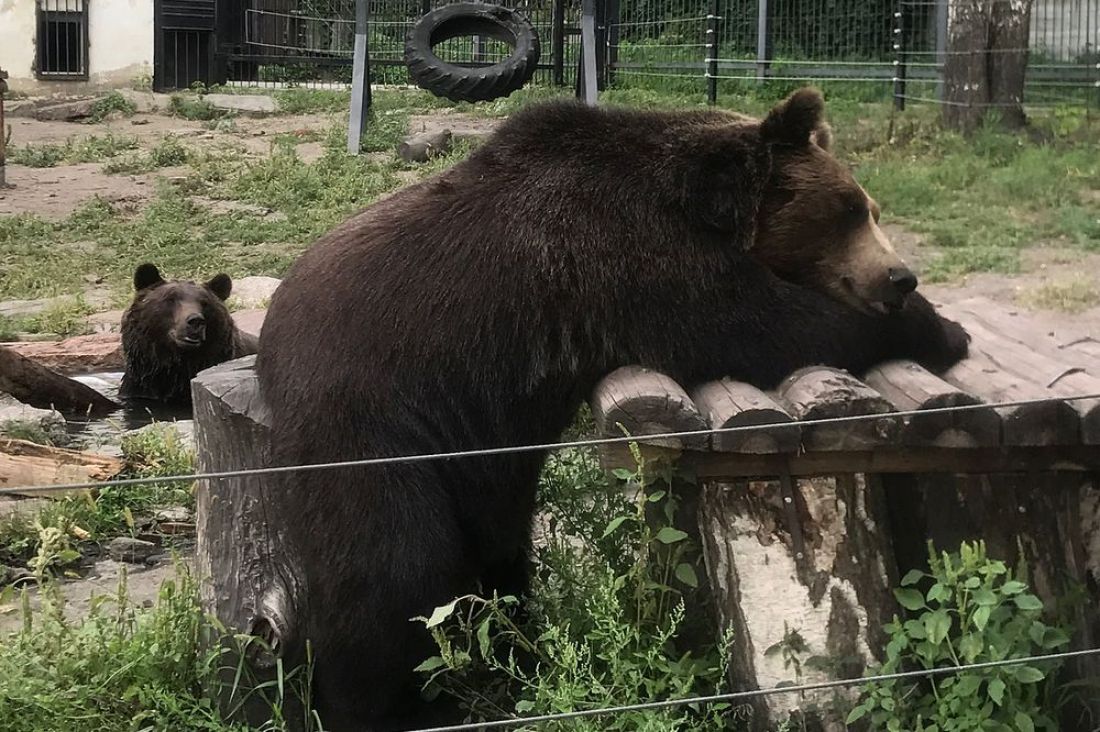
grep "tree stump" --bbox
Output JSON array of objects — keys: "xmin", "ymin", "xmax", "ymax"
[{"xmin": 192, "ymin": 356, "xmax": 305, "ymax": 728}]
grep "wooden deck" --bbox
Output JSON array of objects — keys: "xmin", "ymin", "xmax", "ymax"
[{"xmin": 590, "ymin": 296, "xmax": 1100, "ymax": 477}]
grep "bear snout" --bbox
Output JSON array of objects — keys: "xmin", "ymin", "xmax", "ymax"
[
  {"xmin": 886, "ymin": 267, "xmax": 918, "ymax": 305},
  {"xmin": 177, "ymin": 313, "xmax": 207, "ymax": 347}
]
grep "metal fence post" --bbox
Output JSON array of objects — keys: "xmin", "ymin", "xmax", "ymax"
[
  {"xmin": 605, "ymin": 0, "xmax": 621, "ymax": 88},
  {"xmin": 577, "ymin": 0, "xmax": 599, "ymax": 105},
  {"xmin": 347, "ymin": 0, "xmax": 372, "ymax": 155},
  {"xmin": 0, "ymin": 68, "xmax": 8, "ymax": 189},
  {"xmin": 706, "ymin": 0, "xmax": 719, "ymax": 104},
  {"xmin": 551, "ymin": 0, "xmax": 565, "ymax": 86},
  {"xmin": 755, "ymin": 0, "xmax": 771, "ymax": 81},
  {"xmin": 935, "ymin": 0, "xmax": 948, "ymax": 100},
  {"xmin": 893, "ymin": 3, "xmax": 906, "ymax": 111}
]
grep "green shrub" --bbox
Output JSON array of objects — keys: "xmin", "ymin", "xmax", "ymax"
[{"xmin": 848, "ymin": 541, "xmax": 1072, "ymax": 731}]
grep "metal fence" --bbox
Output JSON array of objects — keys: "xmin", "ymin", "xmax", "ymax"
[
  {"xmin": 220, "ymin": 0, "xmax": 1100, "ymax": 108},
  {"xmin": 224, "ymin": 0, "xmax": 584, "ymax": 87}
]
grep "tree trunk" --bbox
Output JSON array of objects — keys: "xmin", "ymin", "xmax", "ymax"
[
  {"xmin": 942, "ymin": 0, "xmax": 1033, "ymax": 132},
  {"xmin": 943, "ymin": 0, "xmax": 992, "ymax": 133},
  {"xmin": 988, "ymin": 0, "xmax": 1034, "ymax": 129},
  {"xmin": 191, "ymin": 356, "xmax": 307, "ymax": 730},
  {"xmin": 699, "ymin": 474, "xmax": 897, "ymax": 731}
]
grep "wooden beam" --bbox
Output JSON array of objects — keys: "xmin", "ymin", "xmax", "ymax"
[
  {"xmin": 0, "ymin": 344, "xmax": 119, "ymax": 417},
  {"xmin": 0, "ymin": 438, "xmax": 122, "ymax": 498},
  {"xmin": 600, "ymin": 443, "xmax": 1100, "ymax": 478}
]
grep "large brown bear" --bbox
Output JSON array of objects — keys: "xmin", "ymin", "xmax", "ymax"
[
  {"xmin": 120, "ymin": 264, "xmax": 259, "ymax": 405},
  {"xmin": 257, "ymin": 88, "xmax": 968, "ymax": 730}
]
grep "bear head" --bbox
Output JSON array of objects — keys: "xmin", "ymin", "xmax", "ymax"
[
  {"xmin": 752, "ymin": 88, "xmax": 916, "ymax": 314},
  {"xmin": 123, "ymin": 263, "xmax": 235, "ymax": 356}
]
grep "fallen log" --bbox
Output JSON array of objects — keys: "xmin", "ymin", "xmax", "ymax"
[
  {"xmin": 0, "ymin": 344, "xmax": 119, "ymax": 416},
  {"xmin": 0, "ymin": 438, "xmax": 123, "ymax": 497}
]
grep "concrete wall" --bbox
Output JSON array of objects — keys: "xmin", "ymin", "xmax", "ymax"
[{"xmin": 0, "ymin": 0, "xmax": 154, "ymax": 93}]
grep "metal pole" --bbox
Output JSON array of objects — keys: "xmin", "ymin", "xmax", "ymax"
[
  {"xmin": 0, "ymin": 68, "xmax": 8, "ymax": 189},
  {"xmin": 604, "ymin": 0, "xmax": 620, "ymax": 88},
  {"xmin": 893, "ymin": 4, "xmax": 906, "ymax": 111},
  {"xmin": 755, "ymin": 0, "xmax": 771, "ymax": 81},
  {"xmin": 347, "ymin": 0, "xmax": 372, "ymax": 155},
  {"xmin": 551, "ymin": 0, "xmax": 565, "ymax": 86},
  {"xmin": 935, "ymin": 0, "xmax": 948, "ymax": 101},
  {"xmin": 577, "ymin": 0, "xmax": 598, "ymax": 106},
  {"xmin": 706, "ymin": 0, "xmax": 718, "ymax": 105}
]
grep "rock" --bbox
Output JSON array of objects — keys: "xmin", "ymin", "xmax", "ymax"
[
  {"xmin": 0, "ymin": 393, "xmax": 66, "ymax": 440},
  {"xmin": 106, "ymin": 537, "xmax": 159, "ymax": 564},
  {"xmin": 155, "ymin": 506, "xmax": 193, "ymax": 523},
  {"xmin": 397, "ymin": 130, "xmax": 453, "ymax": 163},
  {"xmin": 229, "ymin": 277, "xmax": 280, "ymax": 310},
  {"xmin": 34, "ymin": 98, "xmax": 96, "ymax": 122},
  {"xmin": 232, "ymin": 309, "xmax": 266, "ymax": 339},
  {"xmin": 116, "ymin": 89, "xmax": 172, "ymax": 114},
  {"xmin": 2, "ymin": 333, "xmax": 123, "ymax": 374},
  {"xmin": 0, "ymin": 564, "xmax": 32, "ymax": 586},
  {"xmin": 4, "ymin": 99, "xmax": 36, "ymax": 118},
  {"xmin": 204, "ymin": 93, "xmax": 277, "ymax": 116}
]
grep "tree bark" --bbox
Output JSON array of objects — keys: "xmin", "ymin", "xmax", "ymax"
[
  {"xmin": 989, "ymin": 0, "xmax": 1034, "ymax": 129},
  {"xmin": 192, "ymin": 356, "xmax": 307, "ymax": 730},
  {"xmin": 943, "ymin": 0, "xmax": 992, "ymax": 132}
]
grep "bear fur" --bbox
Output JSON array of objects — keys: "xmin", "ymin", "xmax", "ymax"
[
  {"xmin": 256, "ymin": 88, "xmax": 968, "ymax": 731},
  {"xmin": 120, "ymin": 264, "xmax": 259, "ymax": 405}
]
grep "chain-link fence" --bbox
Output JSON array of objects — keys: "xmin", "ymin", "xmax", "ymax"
[{"xmin": 221, "ymin": 0, "xmax": 1099, "ymax": 109}]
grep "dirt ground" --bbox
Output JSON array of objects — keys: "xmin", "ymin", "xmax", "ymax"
[{"xmin": 3, "ymin": 102, "xmax": 1095, "ymax": 329}]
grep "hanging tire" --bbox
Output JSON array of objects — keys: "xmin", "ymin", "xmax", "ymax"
[{"xmin": 404, "ymin": 2, "xmax": 541, "ymax": 103}]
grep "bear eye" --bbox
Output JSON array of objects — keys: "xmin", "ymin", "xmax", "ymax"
[{"xmin": 846, "ymin": 202, "xmax": 868, "ymax": 220}]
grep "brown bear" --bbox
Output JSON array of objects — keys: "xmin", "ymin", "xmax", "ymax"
[
  {"xmin": 120, "ymin": 264, "xmax": 259, "ymax": 405},
  {"xmin": 256, "ymin": 88, "xmax": 968, "ymax": 731}
]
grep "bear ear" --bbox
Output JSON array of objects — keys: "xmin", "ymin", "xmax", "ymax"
[
  {"xmin": 760, "ymin": 87, "xmax": 826, "ymax": 147},
  {"xmin": 205, "ymin": 273, "xmax": 232, "ymax": 301},
  {"xmin": 134, "ymin": 263, "xmax": 164, "ymax": 291},
  {"xmin": 810, "ymin": 121, "xmax": 833, "ymax": 151}
]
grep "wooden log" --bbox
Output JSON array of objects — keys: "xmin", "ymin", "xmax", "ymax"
[
  {"xmin": 590, "ymin": 366, "xmax": 709, "ymax": 450},
  {"xmin": 0, "ymin": 344, "xmax": 118, "ymax": 416},
  {"xmin": 396, "ymin": 129, "xmax": 453, "ymax": 163},
  {"xmin": 690, "ymin": 379, "xmax": 800, "ymax": 454},
  {"xmin": 192, "ymin": 356, "xmax": 305, "ymax": 728},
  {"xmin": 0, "ymin": 438, "xmax": 122, "ymax": 497},
  {"xmin": 776, "ymin": 366, "xmax": 899, "ymax": 450},
  {"xmin": 942, "ymin": 305, "xmax": 1100, "ymax": 444},
  {"xmin": 698, "ymin": 474, "xmax": 896, "ymax": 729},
  {"xmin": 863, "ymin": 360, "xmax": 1001, "ymax": 447}
]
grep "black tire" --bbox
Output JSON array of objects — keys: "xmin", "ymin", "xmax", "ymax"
[{"xmin": 404, "ymin": 3, "xmax": 541, "ymax": 103}]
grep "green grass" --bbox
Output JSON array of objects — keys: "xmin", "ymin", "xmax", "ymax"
[
  {"xmin": 7, "ymin": 133, "xmax": 141, "ymax": 168},
  {"xmin": 87, "ymin": 91, "xmax": 138, "ymax": 124},
  {"xmin": 0, "ymin": 566, "xmax": 252, "ymax": 732},
  {"xmin": 1020, "ymin": 275, "xmax": 1100, "ymax": 313},
  {"xmin": 0, "ymin": 423, "xmax": 195, "ymax": 574},
  {"xmin": 0, "ymin": 298, "xmax": 93, "ymax": 339},
  {"xmin": 104, "ymin": 135, "xmax": 191, "ymax": 175}
]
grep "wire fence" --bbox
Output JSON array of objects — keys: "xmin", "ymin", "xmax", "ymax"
[{"xmin": 217, "ymin": 0, "xmax": 1100, "ymax": 110}]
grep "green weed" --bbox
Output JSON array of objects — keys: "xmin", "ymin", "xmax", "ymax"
[
  {"xmin": 1020, "ymin": 276, "xmax": 1100, "ymax": 313},
  {"xmin": 87, "ymin": 91, "xmax": 138, "ymax": 123}
]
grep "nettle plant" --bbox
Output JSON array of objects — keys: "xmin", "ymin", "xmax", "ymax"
[
  {"xmin": 848, "ymin": 541, "xmax": 1071, "ymax": 732},
  {"xmin": 412, "ymin": 439, "xmax": 744, "ymax": 731}
]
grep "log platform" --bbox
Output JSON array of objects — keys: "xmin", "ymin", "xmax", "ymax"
[{"xmin": 589, "ymin": 297, "xmax": 1100, "ymax": 728}]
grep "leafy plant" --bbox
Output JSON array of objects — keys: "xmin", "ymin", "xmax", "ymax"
[
  {"xmin": 412, "ymin": 436, "xmax": 743, "ymax": 730},
  {"xmin": 87, "ymin": 91, "xmax": 137, "ymax": 123},
  {"xmin": 848, "ymin": 541, "xmax": 1072, "ymax": 732}
]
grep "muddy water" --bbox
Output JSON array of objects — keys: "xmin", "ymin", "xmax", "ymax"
[{"xmin": 66, "ymin": 372, "xmax": 192, "ymax": 453}]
